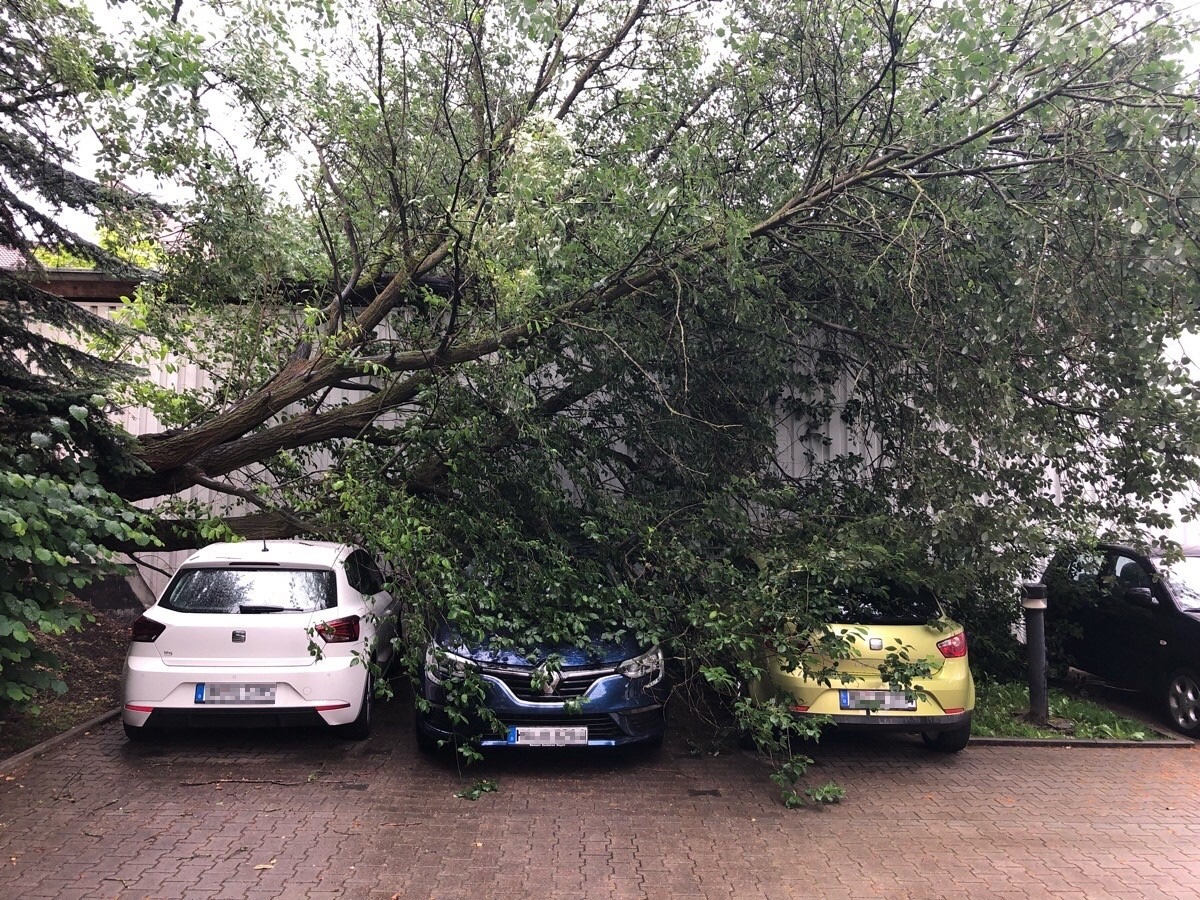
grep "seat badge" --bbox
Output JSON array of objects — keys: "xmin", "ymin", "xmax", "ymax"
[
  {"xmin": 232, "ymin": 630, "xmax": 246, "ymax": 643},
  {"xmin": 869, "ymin": 638, "xmax": 883, "ymax": 651}
]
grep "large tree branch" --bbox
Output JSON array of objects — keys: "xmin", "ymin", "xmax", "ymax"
[
  {"xmin": 555, "ymin": 0, "xmax": 650, "ymax": 120},
  {"xmin": 106, "ymin": 510, "xmax": 316, "ymax": 553}
]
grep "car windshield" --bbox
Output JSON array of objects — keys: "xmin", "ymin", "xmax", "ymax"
[
  {"xmin": 1157, "ymin": 557, "xmax": 1200, "ymax": 612},
  {"xmin": 160, "ymin": 568, "xmax": 336, "ymax": 614}
]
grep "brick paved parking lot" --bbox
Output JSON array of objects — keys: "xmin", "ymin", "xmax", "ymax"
[{"xmin": 1, "ymin": 692, "xmax": 1199, "ymax": 900}]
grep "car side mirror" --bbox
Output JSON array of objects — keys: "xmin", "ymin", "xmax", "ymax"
[{"xmin": 1125, "ymin": 586, "xmax": 1155, "ymax": 609}]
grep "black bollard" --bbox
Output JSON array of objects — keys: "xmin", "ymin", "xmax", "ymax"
[{"xmin": 1022, "ymin": 582, "xmax": 1049, "ymax": 726}]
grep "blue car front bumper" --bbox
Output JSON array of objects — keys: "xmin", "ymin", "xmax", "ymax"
[{"xmin": 418, "ymin": 665, "xmax": 668, "ymax": 747}]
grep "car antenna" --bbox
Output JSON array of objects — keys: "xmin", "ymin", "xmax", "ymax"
[{"xmin": 262, "ymin": 538, "xmax": 269, "ymax": 553}]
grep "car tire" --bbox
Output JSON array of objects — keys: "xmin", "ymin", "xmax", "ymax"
[
  {"xmin": 1164, "ymin": 669, "xmax": 1200, "ymax": 738},
  {"xmin": 920, "ymin": 722, "xmax": 971, "ymax": 753},
  {"xmin": 123, "ymin": 721, "xmax": 153, "ymax": 743},
  {"xmin": 414, "ymin": 707, "xmax": 441, "ymax": 754},
  {"xmin": 336, "ymin": 673, "xmax": 373, "ymax": 740}
]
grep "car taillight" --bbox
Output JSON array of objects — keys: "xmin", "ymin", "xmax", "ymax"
[
  {"xmin": 315, "ymin": 615, "xmax": 360, "ymax": 643},
  {"xmin": 937, "ymin": 632, "xmax": 968, "ymax": 659},
  {"xmin": 131, "ymin": 615, "xmax": 166, "ymax": 643}
]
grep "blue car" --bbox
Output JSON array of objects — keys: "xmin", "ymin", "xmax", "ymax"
[{"xmin": 415, "ymin": 623, "xmax": 668, "ymax": 750}]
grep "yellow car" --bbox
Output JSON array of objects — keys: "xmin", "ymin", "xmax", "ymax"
[{"xmin": 748, "ymin": 596, "xmax": 975, "ymax": 752}]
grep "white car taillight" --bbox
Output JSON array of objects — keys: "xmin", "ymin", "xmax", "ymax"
[
  {"xmin": 130, "ymin": 615, "xmax": 166, "ymax": 643},
  {"xmin": 314, "ymin": 615, "xmax": 361, "ymax": 643}
]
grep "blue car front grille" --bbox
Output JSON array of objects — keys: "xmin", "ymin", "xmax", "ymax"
[{"xmin": 484, "ymin": 667, "xmax": 607, "ymax": 702}]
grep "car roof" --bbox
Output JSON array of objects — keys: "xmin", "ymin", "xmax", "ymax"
[
  {"xmin": 181, "ymin": 540, "xmax": 355, "ymax": 567},
  {"xmin": 1096, "ymin": 543, "xmax": 1200, "ymax": 560}
]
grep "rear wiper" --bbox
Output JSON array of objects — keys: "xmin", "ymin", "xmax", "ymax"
[{"xmin": 238, "ymin": 605, "xmax": 291, "ymax": 614}]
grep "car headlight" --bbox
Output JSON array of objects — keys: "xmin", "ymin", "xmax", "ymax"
[
  {"xmin": 425, "ymin": 644, "xmax": 475, "ymax": 682},
  {"xmin": 618, "ymin": 645, "xmax": 664, "ymax": 688}
]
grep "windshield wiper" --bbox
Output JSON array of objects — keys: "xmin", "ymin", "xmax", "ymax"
[{"xmin": 238, "ymin": 605, "xmax": 291, "ymax": 614}]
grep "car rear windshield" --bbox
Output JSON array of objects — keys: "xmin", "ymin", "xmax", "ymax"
[
  {"xmin": 160, "ymin": 568, "xmax": 337, "ymax": 614},
  {"xmin": 827, "ymin": 586, "xmax": 944, "ymax": 626}
]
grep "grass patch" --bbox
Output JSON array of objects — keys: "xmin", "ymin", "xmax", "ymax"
[{"xmin": 973, "ymin": 682, "xmax": 1150, "ymax": 741}]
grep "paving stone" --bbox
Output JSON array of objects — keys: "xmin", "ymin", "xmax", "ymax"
[{"xmin": 0, "ymin": 703, "xmax": 1198, "ymax": 899}]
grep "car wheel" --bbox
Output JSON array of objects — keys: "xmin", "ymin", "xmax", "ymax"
[
  {"xmin": 414, "ymin": 707, "xmax": 441, "ymax": 754},
  {"xmin": 1164, "ymin": 669, "xmax": 1200, "ymax": 738},
  {"xmin": 920, "ymin": 722, "xmax": 971, "ymax": 753},
  {"xmin": 337, "ymin": 673, "xmax": 373, "ymax": 740}
]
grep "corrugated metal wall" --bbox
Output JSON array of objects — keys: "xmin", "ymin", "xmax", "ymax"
[
  {"xmin": 773, "ymin": 376, "xmax": 879, "ymax": 479},
  {"xmin": 79, "ymin": 302, "xmax": 215, "ymax": 597}
]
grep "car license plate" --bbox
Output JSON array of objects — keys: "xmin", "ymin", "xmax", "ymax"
[
  {"xmin": 506, "ymin": 726, "xmax": 588, "ymax": 746},
  {"xmin": 195, "ymin": 683, "xmax": 276, "ymax": 705},
  {"xmin": 839, "ymin": 689, "xmax": 916, "ymax": 711}
]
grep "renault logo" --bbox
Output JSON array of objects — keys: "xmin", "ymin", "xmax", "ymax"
[
  {"xmin": 232, "ymin": 630, "xmax": 246, "ymax": 643},
  {"xmin": 540, "ymin": 670, "xmax": 563, "ymax": 696}
]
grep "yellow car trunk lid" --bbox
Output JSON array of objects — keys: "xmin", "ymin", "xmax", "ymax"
[{"xmin": 807, "ymin": 622, "xmax": 952, "ymax": 677}]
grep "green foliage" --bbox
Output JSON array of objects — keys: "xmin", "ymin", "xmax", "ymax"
[
  {"xmin": 62, "ymin": 0, "xmax": 1200, "ymax": 577},
  {"xmin": 455, "ymin": 778, "xmax": 499, "ymax": 801},
  {"xmin": 875, "ymin": 645, "xmax": 934, "ymax": 698},
  {"xmin": 32, "ymin": 247, "xmax": 95, "ymax": 270},
  {"xmin": 31, "ymin": 228, "xmax": 163, "ymax": 271},
  {"xmin": 97, "ymin": 227, "xmax": 164, "ymax": 270},
  {"xmin": 0, "ymin": 397, "xmax": 157, "ymax": 707},
  {"xmin": 805, "ymin": 781, "xmax": 846, "ymax": 805},
  {"xmin": 770, "ymin": 754, "xmax": 817, "ymax": 809}
]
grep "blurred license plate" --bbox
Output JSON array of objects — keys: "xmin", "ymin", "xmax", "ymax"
[
  {"xmin": 840, "ymin": 690, "xmax": 915, "ymax": 711},
  {"xmin": 506, "ymin": 726, "xmax": 588, "ymax": 746},
  {"xmin": 195, "ymin": 683, "xmax": 276, "ymax": 705}
]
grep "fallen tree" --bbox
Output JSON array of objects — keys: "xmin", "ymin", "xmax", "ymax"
[{"xmin": 4, "ymin": 0, "xmax": 1200, "ymax": 781}]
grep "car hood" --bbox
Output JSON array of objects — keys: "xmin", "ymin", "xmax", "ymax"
[{"xmin": 433, "ymin": 622, "xmax": 648, "ymax": 668}]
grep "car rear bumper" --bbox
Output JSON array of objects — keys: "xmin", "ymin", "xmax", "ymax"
[
  {"xmin": 122, "ymin": 656, "xmax": 369, "ymax": 728},
  {"xmin": 800, "ymin": 710, "xmax": 973, "ymax": 732},
  {"xmin": 752, "ymin": 655, "xmax": 975, "ymax": 723},
  {"xmin": 130, "ymin": 707, "xmax": 331, "ymax": 730}
]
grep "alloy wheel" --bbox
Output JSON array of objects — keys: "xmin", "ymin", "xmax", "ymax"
[{"xmin": 1168, "ymin": 673, "xmax": 1200, "ymax": 732}]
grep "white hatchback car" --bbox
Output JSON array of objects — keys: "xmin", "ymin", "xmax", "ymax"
[{"xmin": 122, "ymin": 541, "xmax": 397, "ymax": 741}]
